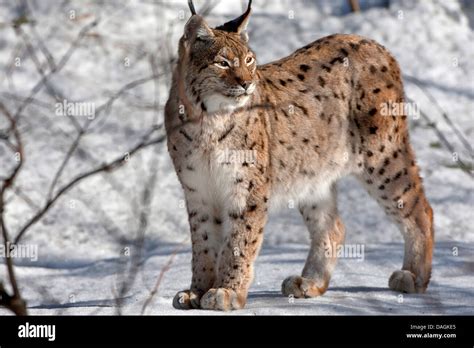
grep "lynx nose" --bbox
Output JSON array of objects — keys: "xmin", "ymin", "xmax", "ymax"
[
  {"xmin": 235, "ymin": 77, "xmax": 252, "ymax": 91},
  {"xmin": 241, "ymin": 81, "xmax": 252, "ymax": 90}
]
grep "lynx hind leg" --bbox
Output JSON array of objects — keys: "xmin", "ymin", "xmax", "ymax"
[
  {"xmin": 359, "ymin": 134, "xmax": 434, "ymax": 294},
  {"xmin": 348, "ymin": 45, "xmax": 434, "ymax": 293},
  {"xmin": 282, "ymin": 188, "xmax": 345, "ymax": 298}
]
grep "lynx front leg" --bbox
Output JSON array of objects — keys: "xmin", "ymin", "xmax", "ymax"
[
  {"xmin": 282, "ymin": 189, "xmax": 345, "ymax": 298},
  {"xmin": 200, "ymin": 190, "xmax": 268, "ymax": 311},
  {"xmin": 173, "ymin": 196, "xmax": 223, "ymax": 310}
]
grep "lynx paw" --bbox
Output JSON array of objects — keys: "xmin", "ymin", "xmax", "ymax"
[
  {"xmin": 172, "ymin": 290, "xmax": 202, "ymax": 310},
  {"xmin": 388, "ymin": 270, "xmax": 417, "ymax": 293},
  {"xmin": 200, "ymin": 288, "xmax": 245, "ymax": 311},
  {"xmin": 281, "ymin": 276, "xmax": 327, "ymax": 298}
]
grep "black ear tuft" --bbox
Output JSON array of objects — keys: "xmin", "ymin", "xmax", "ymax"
[
  {"xmin": 215, "ymin": 0, "xmax": 252, "ymax": 34},
  {"xmin": 188, "ymin": 0, "xmax": 197, "ymax": 15}
]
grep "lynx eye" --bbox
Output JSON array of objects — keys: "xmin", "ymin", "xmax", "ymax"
[
  {"xmin": 215, "ymin": 60, "xmax": 230, "ymax": 69},
  {"xmin": 245, "ymin": 56, "xmax": 254, "ymax": 65}
]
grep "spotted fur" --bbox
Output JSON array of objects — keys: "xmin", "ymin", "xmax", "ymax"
[{"xmin": 165, "ymin": 3, "xmax": 434, "ymax": 311}]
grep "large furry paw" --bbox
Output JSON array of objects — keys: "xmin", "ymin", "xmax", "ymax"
[
  {"xmin": 388, "ymin": 270, "xmax": 418, "ymax": 293},
  {"xmin": 172, "ymin": 290, "xmax": 202, "ymax": 310},
  {"xmin": 200, "ymin": 288, "xmax": 246, "ymax": 311},
  {"xmin": 281, "ymin": 276, "xmax": 327, "ymax": 298}
]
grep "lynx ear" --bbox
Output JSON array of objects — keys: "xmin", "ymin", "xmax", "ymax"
[
  {"xmin": 215, "ymin": 0, "xmax": 252, "ymax": 41},
  {"xmin": 184, "ymin": 15, "xmax": 214, "ymax": 42}
]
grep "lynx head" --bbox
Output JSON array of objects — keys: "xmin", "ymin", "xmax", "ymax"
[{"xmin": 180, "ymin": 0, "xmax": 257, "ymax": 114}]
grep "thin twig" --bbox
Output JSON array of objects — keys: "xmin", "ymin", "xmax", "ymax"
[
  {"xmin": 46, "ymin": 124, "xmax": 90, "ymax": 201},
  {"xmin": 13, "ymin": 19, "xmax": 99, "ymax": 122},
  {"xmin": 115, "ymin": 108, "xmax": 163, "ymax": 314},
  {"xmin": 140, "ymin": 242, "xmax": 186, "ymax": 315},
  {"xmin": 14, "ymin": 26, "xmax": 62, "ymax": 101},
  {"xmin": 1, "ymin": 42, "xmax": 23, "ymax": 90},
  {"xmin": 13, "ymin": 126, "xmax": 165, "ymax": 245},
  {"xmin": 92, "ymin": 75, "xmax": 160, "ymax": 131},
  {"xmin": 0, "ymin": 102, "xmax": 27, "ymax": 315},
  {"xmin": 149, "ymin": 54, "xmax": 161, "ymax": 126},
  {"xmin": 21, "ymin": 0, "xmax": 57, "ymax": 71},
  {"xmin": 405, "ymin": 75, "xmax": 472, "ymax": 155},
  {"xmin": 47, "ymin": 74, "xmax": 161, "ymax": 200},
  {"xmin": 407, "ymin": 97, "xmax": 473, "ymax": 177}
]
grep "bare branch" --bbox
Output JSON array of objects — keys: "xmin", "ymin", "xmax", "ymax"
[
  {"xmin": 14, "ymin": 126, "xmax": 166, "ymax": 245},
  {"xmin": 21, "ymin": 0, "xmax": 57, "ymax": 71},
  {"xmin": 0, "ymin": 102, "xmax": 27, "ymax": 316},
  {"xmin": 141, "ymin": 242, "xmax": 186, "ymax": 315},
  {"xmin": 406, "ymin": 97, "xmax": 473, "ymax": 177},
  {"xmin": 46, "ymin": 124, "xmax": 90, "ymax": 201},
  {"xmin": 11, "ymin": 186, "xmax": 40, "ymax": 211},
  {"xmin": 47, "ymin": 74, "xmax": 161, "ymax": 200},
  {"xmin": 13, "ymin": 19, "xmax": 99, "ymax": 122},
  {"xmin": 14, "ymin": 26, "xmax": 62, "ymax": 101},
  {"xmin": 1, "ymin": 42, "xmax": 23, "ymax": 91},
  {"xmin": 115, "ymin": 102, "xmax": 163, "ymax": 313},
  {"xmin": 405, "ymin": 75, "xmax": 472, "ymax": 155},
  {"xmin": 92, "ymin": 74, "xmax": 159, "ymax": 131}
]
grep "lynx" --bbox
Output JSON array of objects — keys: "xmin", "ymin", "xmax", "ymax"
[{"xmin": 165, "ymin": 0, "xmax": 434, "ymax": 311}]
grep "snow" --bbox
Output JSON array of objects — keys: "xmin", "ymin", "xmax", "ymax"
[
  {"xmin": 0, "ymin": 0, "xmax": 473, "ymax": 315},
  {"xmin": 6, "ymin": 241, "xmax": 473, "ymax": 315}
]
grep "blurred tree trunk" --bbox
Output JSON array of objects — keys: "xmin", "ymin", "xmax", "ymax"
[{"xmin": 349, "ymin": 0, "xmax": 360, "ymax": 12}]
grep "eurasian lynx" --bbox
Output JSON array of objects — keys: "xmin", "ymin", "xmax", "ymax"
[{"xmin": 165, "ymin": 0, "xmax": 434, "ymax": 311}]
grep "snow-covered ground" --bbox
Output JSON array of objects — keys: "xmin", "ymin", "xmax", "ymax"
[
  {"xmin": 0, "ymin": 0, "xmax": 472, "ymax": 315},
  {"xmin": 8, "ymin": 241, "xmax": 473, "ymax": 315}
]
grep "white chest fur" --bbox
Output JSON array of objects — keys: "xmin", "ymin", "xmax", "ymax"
[{"xmin": 178, "ymin": 114, "xmax": 248, "ymax": 213}]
